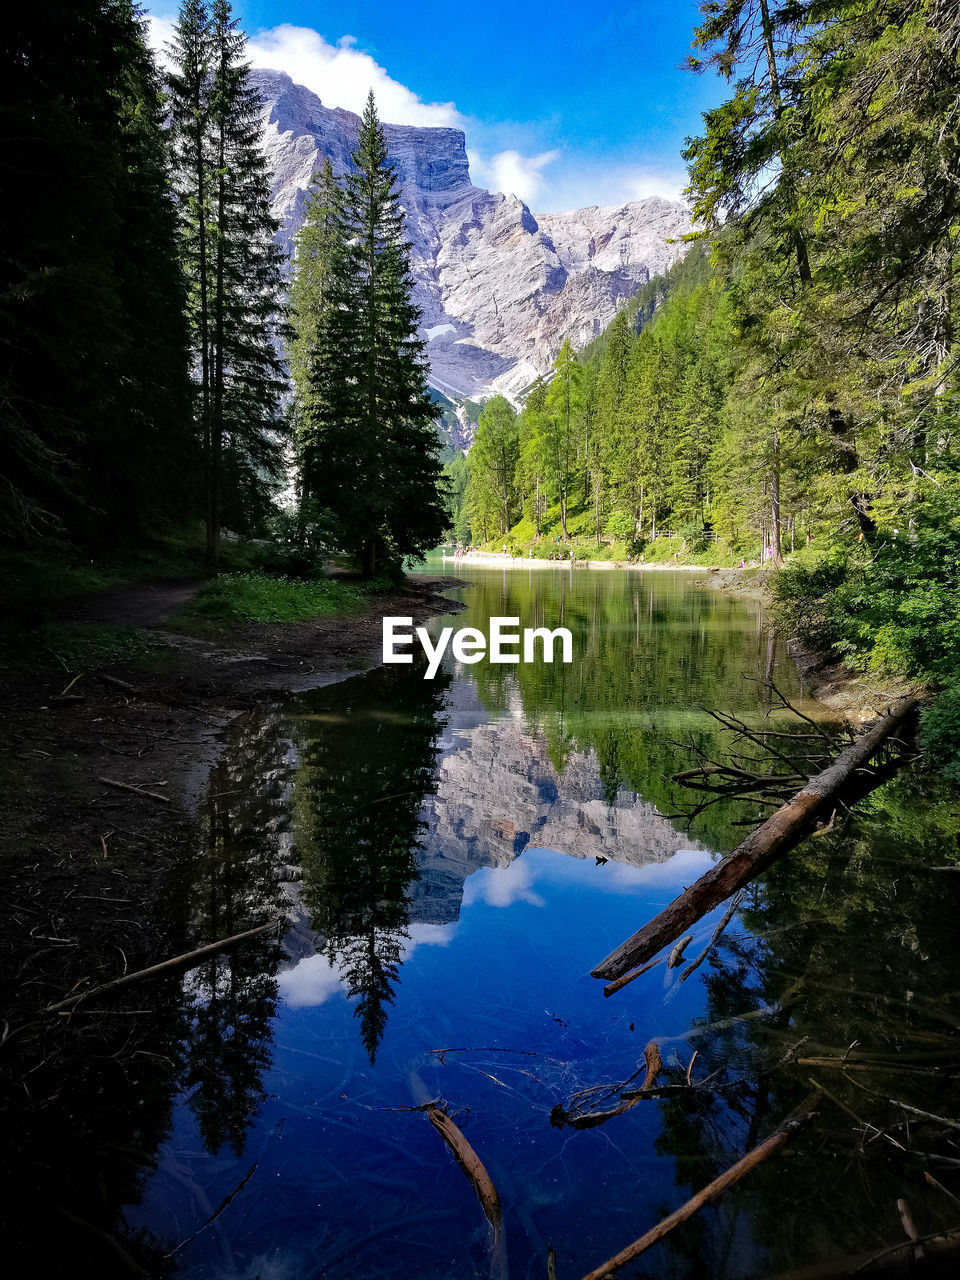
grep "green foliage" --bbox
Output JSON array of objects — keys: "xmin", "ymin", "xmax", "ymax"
[
  {"xmin": 174, "ymin": 571, "xmax": 363, "ymax": 628},
  {"xmin": 604, "ymin": 511, "xmax": 635, "ymax": 542},
  {"xmin": 0, "ymin": 621, "xmax": 159, "ymax": 673},
  {"xmin": 0, "ymin": 0, "xmax": 194, "ymax": 542},
  {"xmin": 467, "ymin": 396, "xmax": 520, "ymax": 539},
  {"xmin": 285, "ymin": 92, "xmax": 446, "ymax": 574},
  {"xmin": 920, "ymin": 685, "xmax": 960, "ymax": 785},
  {"xmin": 774, "ymin": 485, "xmax": 960, "ymax": 680}
]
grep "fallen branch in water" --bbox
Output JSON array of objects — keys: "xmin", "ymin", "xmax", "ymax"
[
  {"xmin": 679, "ymin": 891, "xmax": 745, "ymax": 984},
  {"xmin": 755, "ymin": 1227, "xmax": 960, "ymax": 1278},
  {"xmin": 578, "ymin": 1111, "xmax": 816, "ymax": 1280},
  {"xmin": 166, "ymin": 1162, "xmax": 258, "ymax": 1256},
  {"xmin": 551, "ymin": 1042, "xmax": 665, "ymax": 1130},
  {"xmin": 96, "ymin": 776, "xmax": 171, "ymax": 804},
  {"xmin": 44, "ymin": 919, "xmax": 280, "ymax": 1013},
  {"xmin": 603, "ymin": 955, "xmax": 665, "ymax": 998},
  {"xmin": 592, "ymin": 697, "xmax": 918, "ymax": 982},
  {"xmin": 424, "ymin": 1104, "xmax": 502, "ymax": 1232}
]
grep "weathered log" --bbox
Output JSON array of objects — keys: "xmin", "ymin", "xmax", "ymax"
[
  {"xmin": 592, "ymin": 697, "xmax": 917, "ymax": 981},
  {"xmin": 578, "ymin": 1111, "xmax": 815, "ymax": 1280},
  {"xmin": 44, "ymin": 919, "xmax": 280, "ymax": 1013},
  {"xmin": 425, "ymin": 1104, "xmax": 502, "ymax": 1232}
]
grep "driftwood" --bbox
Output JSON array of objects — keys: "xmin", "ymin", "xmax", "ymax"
[
  {"xmin": 551, "ymin": 1042, "xmax": 665, "ymax": 1130},
  {"xmin": 592, "ymin": 697, "xmax": 917, "ymax": 982},
  {"xmin": 578, "ymin": 1111, "xmax": 815, "ymax": 1280},
  {"xmin": 425, "ymin": 1105, "xmax": 502, "ymax": 1232},
  {"xmin": 96, "ymin": 777, "xmax": 171, "ymax": 804},
  {"xmin": 44, "ymin": 919, "xmax": 280, "ymax": 1013},
  {"xmin": 603, "ymin": 955, "xmax": 664, "ymax": 998}
]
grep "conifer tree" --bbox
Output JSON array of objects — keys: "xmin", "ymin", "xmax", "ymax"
[
  {"xmin": 468, "ymin": 396, "xmax": 519, "ymax": 537},
  {"xmin": 293, "ymin": 92, "xmax": 446, "ymax": 574},
  {"xmin": 543, "ymin": 340, "xmax": 584, "ymax": 539},
  {"xmin": 168, "ymin": 0, "xmax": 286, "ymax": 563},
  {"xmin": 288, "ymin": 158, "xmax": 351, "ymax": 524},
  {"xmin": 1, "ymin": 0, "xmax": 192, "ymax": 541}
]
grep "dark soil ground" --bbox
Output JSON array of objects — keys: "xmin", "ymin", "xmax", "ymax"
[{"xmin": 0, "ymin": 574, "xmax": 465, "ymax": 1274}]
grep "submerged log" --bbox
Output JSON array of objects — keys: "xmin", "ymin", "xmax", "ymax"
[
  {"xmin": 578, "ymin": 1111, "xmax": 815, "ymax": 1280},
  {"xmin": 44, "ymin": 919, "xmax": 280, "ymax": 1013},
  {"xmin": 592, "ymin": 697, "xmax": 917, "ymax": 982},
  {"xmin": 425, "ymin": 1104, "xmax": 502, "ymax": 1233}
]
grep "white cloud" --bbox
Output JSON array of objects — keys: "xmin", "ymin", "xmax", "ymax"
[
  {"xmin": 144, "ymin": 14, "xmax": 685, "ymax": 213},
  {"xmin": 467, "ymin": 148, "xmax": 561, "ymax": 208},
  {"xmin": 147, "ymin": 15, "xmax": 461, "ymax": 128},
  {"xmin": 539, "ymin": 162, "xmax": 690, "ymax": 215},
  {"xmin": 463, "ymin": 859, "xmax": 546, "ymax": 909},
  {"xmin": 247, "ymin": 25, "xmax": 464, "ymax": 127}
]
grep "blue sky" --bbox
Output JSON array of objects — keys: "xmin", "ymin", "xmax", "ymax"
[{"xmin": 145, "ymin": 1, "xmax": 727, "ymax": 212}]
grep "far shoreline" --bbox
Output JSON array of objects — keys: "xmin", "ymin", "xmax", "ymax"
[{"xmin": 443, "ymin": 551, "xmax": 728, "ymax": 573}]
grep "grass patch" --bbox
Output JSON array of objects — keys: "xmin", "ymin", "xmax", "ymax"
[
  {"xmin": 0, "ymin": 526, "xmax": 263, "ymax": 622},
  {"xmin": 171, "ymin": 571, "xmax": 364, "ymax": 631},
  {"xmin": 0, "ymin": 621, "xmax": 163, "ymax": 673}
]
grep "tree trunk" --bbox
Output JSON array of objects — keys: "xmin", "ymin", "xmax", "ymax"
[
  {"xmin": 362, "ymin": 538, "xmax": 377, "ymax": 577},
  {"xmin": 592, "ymin": 696, "xmax": 918, "ymax": 981},
  {"xmin": 769, "ymin": 427, "xmax": 783, "ymax": 566}
]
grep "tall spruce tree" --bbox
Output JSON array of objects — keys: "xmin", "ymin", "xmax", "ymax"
[
  {"xmin": 288, "ymin": 157, "xmax": 349, "ymax": 522},
  {"xmin": 168, "ymin": 0, "xmax": 286, "ymax": 563},
  {"xmin": 0, "ymin": 0, "xmax": 192, "ymax": 542},
  {"xmin": 293, "ymin": 93, "xmax": 446, "ymax": 575}
]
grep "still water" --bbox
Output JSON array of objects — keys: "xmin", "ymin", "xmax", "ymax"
[{"xmin": 123, "ymin": 567, "xmax": 960, "ymax": 1278}]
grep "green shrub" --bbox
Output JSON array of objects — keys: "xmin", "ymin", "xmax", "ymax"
[
  {"xmin": 604, "ymin": 511, "xmax": 635, "ymax": 542},
  {"xmin": 920, "ymin": 685, "xmax": 960, "ymax": 784}
]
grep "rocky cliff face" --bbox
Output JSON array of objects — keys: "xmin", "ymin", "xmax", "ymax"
[{"xmin": 255, "ymin": 70, "xmax": 691, "ymax": 403}]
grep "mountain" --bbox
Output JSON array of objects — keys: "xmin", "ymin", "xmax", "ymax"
[{"xmin": 256, "ymin": 69, "xmax": 691, "ymax": 405}]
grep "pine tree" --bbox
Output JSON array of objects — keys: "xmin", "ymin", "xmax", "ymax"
[
  {"xmin": 0, "ymin": 0, "xmax": 192, "ymax": 542},
  {"xmin": 288, "ymin": 158, "xmax": 348, "ymax": 531},
  {"xmin": 543, "ymin": 340, "xmax": 584, "ymax": 539},
  {"xmin": 468, "ymin": 396, "xmax": 519, "ymax": 537},
  {"xmin": 294, "ymin": 92, "xmax": 446, "ymax": 574},
  {"xmin": 168, "ymin": 0, "xmax": 287, "ymax": 563}
]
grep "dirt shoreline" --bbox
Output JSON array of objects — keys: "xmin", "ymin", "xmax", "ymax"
[{"xmin": 0, "ymin": 576, "xmax": 467, "ymax": 1025}]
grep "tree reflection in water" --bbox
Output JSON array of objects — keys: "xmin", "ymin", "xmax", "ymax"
[
  {"xmin": 647, "ymin": 774, "xmax": 960, "ymax": 1276},
  {"xmin": 175, "ymin": 712, "xmax": 290, "ymax": 1157},
  {"xmin": 289, "ymin": 662, "xmax": 450, "ymax": 1063}
]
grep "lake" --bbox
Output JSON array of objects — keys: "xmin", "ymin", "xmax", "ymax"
[{"xmin": 121, "ymin": 565, "xmax": 960, "ymax": 1278}]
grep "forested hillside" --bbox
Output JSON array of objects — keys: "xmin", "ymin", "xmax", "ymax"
[{"xmin": 457, "ymin": 0, "xmax": 960, "ymax": 770}]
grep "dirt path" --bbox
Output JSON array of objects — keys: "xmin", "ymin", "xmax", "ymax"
[{"xmin": 61, "ymin": 578, "xmax": 204, "ymax": 626}]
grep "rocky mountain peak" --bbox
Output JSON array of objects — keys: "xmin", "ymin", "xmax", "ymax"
[{"xmin": 254, "ymin": 69, "xmax": 691, "ymax": 405}]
